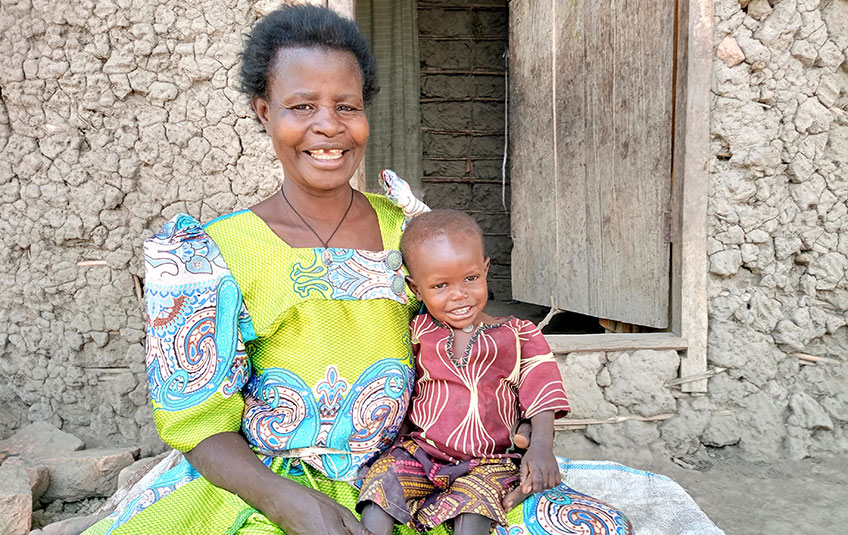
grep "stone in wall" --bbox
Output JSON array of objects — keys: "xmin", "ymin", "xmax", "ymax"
[
  {"xmin": 557, "ymin": 352, "xmax": 618, "ymax": 419},
  {"xmin": 603, "ymin": 350, "xmax": 679, "ymax": 418}
]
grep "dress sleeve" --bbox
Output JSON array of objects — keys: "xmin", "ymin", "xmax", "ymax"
[
  {"xmin": 143, "ymin": 214, "xmax": 253, "ymax": 452},
  {"xmin": 380, "ymin": 169, "xmax": 431, "ymax": 230},
  {"xmin": 516, "ymin": 320, "xmax": 570, "ymax": 420}
]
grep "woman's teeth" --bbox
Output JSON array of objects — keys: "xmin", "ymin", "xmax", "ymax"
[{"xmin": 308, "ymin": 149, "xmax": 343, "ymax": 160}]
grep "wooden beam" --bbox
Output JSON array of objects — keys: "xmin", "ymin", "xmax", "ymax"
[{"xmin": 545, "ymin": 333, "xmax": 688, "ymax": 354}]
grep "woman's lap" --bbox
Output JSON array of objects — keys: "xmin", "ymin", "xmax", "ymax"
[{"xmin": 87, "ymin": 455, "xmax": 631, "ymax": 535}]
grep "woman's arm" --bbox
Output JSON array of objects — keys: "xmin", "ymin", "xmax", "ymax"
[{"xmin": 185, "ymin": 432, "xmax": 373, "ymax": 535}]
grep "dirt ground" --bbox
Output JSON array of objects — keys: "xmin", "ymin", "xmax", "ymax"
[{"xmin": 598, "ymin": 455, "xmax": 848, "ymax": 535}]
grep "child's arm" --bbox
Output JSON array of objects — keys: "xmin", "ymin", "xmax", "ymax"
[
  {"xmin": 512, "ymin": 419, "xmax": 532, "ymax": 449},
  {"xmin": 503, "ymin": 411, "xmax": 560, "ymax": 511},
  {"xmin": 518, "ymin": 411, "xmax": 561, "ymax": 494}
]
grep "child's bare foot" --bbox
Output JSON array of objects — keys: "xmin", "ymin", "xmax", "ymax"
[{"xmin": 502, "ymin": 486, "xmax": 532, "ymax": 511}]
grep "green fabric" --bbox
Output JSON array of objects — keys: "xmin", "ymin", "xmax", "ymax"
[
  {"xmin": 150, "ymin": 193, "xmax": 418, "ymax": 457},
  {"xmin": 152, "ymin": 391, "xmax": 245, "ymax": 452},
  {"xmin": 356, "ymin": 0, "xmax": 422, "ymax": 194},
  {"xmin": 86, "ymin": 457, "xmax": 452, "ymax": 535},
  {"xmin": 86, "ymin": 194, "xmax": 423, "ymax": 534}
]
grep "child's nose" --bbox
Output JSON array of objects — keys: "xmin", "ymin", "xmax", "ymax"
[{"xmin": 450, "ymin": 286, "xmax": 468, "ymax": 300}]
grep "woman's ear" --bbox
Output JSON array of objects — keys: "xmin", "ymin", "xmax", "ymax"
[
  {"xmin": 252, "ymin": 97, "xmax": 271, "ymax": 129},
  {"xmin": 405, "ymin": 275, "xmax": 423, "ymax": 301}
]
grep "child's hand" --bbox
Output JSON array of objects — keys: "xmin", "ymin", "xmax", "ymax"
[
  {"xmin": 519, "ymin": 443, "xmax": 561, "ymax": 495},
  {"xmin": 503, "ymin": 411, "xmax": 561, "ymax": 511},
  {"xmin": 502, "ymin": 444, "xmax": 562, "ymax": 511}
]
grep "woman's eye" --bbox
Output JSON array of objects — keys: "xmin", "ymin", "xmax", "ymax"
[
  {"xmin": 290, "ymin": 104, "xmax": 313, "ymax": 111},
  {"xmin": 337, "ymin": 104, "xmax": 359, "ymax": 113}
]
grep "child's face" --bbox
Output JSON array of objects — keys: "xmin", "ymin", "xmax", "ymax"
[{"xmin": 406, "ymin": 233, "xmax": 490, "ymax": 331}]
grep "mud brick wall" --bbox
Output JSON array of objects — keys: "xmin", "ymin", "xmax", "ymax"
[
  {"xmin": 417, "ymin": 0, "xmax": 512, "ymax": 299},
  {"xmin": 704, "ymin": 0, "xmax": 848, "ymax": 460},
  {"xmin": 1, "ymin": 0, "xmax": 846, "ymax": 463},
  {"xmin": 0, "ymin": 0, "xmax": 285, "ymax": 453}
]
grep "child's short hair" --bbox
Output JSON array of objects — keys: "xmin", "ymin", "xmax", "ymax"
[{"xmin": 400, "ymin": 209, "xmax": 485, "ymax": 269}]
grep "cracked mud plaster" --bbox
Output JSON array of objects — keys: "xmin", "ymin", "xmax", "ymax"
[
  {"xmin": 0, "ymin": 0, "xmax": 285, "ymax": 453},
  {"xmin": 1, "ymin": 0, "xmax": 847, "ymax": 463},
  {"xmin": 705, "ymin": 0, "xmax": 848, "ymax": 459}
]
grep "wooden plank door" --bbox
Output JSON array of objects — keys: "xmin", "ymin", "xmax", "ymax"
[{"xmin": 510, "ymin": 0, "xmax": 675, "ymax": 329}]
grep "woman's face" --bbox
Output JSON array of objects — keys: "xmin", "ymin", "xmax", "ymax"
[{"xmin": 253, "ymin": 47, "xmax": 369, "ymax": 194}]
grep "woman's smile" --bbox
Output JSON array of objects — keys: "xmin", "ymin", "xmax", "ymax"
[{"xmin": 307, "ymin": 148, "xmax": 345, "ymax": 160}]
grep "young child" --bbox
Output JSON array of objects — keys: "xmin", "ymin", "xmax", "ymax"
[{"xmin": 357, "ymin": 209, "xmax": 570, "ymax": 535}]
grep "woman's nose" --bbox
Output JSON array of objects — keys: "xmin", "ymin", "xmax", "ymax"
[{"xmin": 311, "ymin": 106, "xmax": 343, "ymax": 136}]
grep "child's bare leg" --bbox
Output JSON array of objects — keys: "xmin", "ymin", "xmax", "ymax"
[
  {"xmin": 360, "ymin": 503, "xmax": 395, "ymax": 535},
  {"xmin": 454, "ymin": 513, "xmax": 493, "ymax": 535}
]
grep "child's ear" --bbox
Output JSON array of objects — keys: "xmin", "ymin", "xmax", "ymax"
[
  {"xmin": 405, "ymin": 275, "xmax": 423, "ymax": 301},
  {"xmin": 484, "ymin": 257, "xmax": 491, "ymax": 274}
]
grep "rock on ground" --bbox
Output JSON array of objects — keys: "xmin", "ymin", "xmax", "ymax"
[
  {"xmin": 0, "ymin": 422, "xmax": 84, "ymax": 460},
  {"xmin": 41, "ymin": 448, "xmax": 139, "ymax": 502},
  {"xmin": 0, "ymin": 461, "xmax": 32, "ymax": 535}
]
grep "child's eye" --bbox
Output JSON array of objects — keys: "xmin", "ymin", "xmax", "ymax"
[
  {"xmin": 465, "ymin": 275, "xmax": 479, "ymax": 282},
  {"xmin": 431, "ymin": 282, "xmax": 447, "ymax": 289}
]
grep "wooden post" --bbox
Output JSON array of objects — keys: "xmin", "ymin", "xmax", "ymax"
[{"xmin": 673, "ymin": 0, "xmax": 712, "ymax": 393}]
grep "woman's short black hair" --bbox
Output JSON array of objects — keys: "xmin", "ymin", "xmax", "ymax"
[{"xmin": 240, "ymin": 4, "xmax": 378, "ymax": 105}]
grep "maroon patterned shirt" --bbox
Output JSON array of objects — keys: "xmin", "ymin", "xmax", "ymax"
[{"xmin": 408, "ymin": 314, "xmax": 570, "ymax": 463}]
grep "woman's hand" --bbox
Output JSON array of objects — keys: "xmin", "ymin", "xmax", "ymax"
[
  {"xmin": 260, "ymin": 482, "xmax": 374, "ymax": 535},
  {"xmin": 184, "ymin": 432, "xmax": 373, "ymax": 535}
]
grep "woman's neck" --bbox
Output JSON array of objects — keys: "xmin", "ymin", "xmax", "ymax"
[{"xmin": 281, "ymin": 182, "xmax": 354, "ymax": 223}]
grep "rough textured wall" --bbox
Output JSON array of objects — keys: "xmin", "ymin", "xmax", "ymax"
[
  {"xmin": 553, "ymin": 0, "xmax": 848, "ymax": 465},
  {"xmin": 0, "ymin": 0, "xmax": 286, "ymax": 452},
  {"xmin": 2, "ymin": 0, "xmax": 846, "ymax": 463},
  {"xmin": 554, "ymin": 349, "xmax": 686, "ymax": 464},
  {"xmin": 705, "ymin": 0, "xmax": 848, "ymax": 459},
  {"xmin": 417, "ymin": 0, "xmax": 512, "ymax": 299}
]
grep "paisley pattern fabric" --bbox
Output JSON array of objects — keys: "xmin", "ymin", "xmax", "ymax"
[
  {"xmin": 144, "ymin": 214, "xmax": 253, "ymax": 450},
  {"xmin": 380, "ymin": 169, "xmax": 430, "ymax": 230},
  {"xmin": 142, "ymin": 192, "xmax": 420, "ymax": 480},
  {"xmin": 498, "ymin": 458, "xmax": 633, "ymax": 535},
  {"xmin": 290, "ymin": 248, "xmax": 408, "ymax": 301},
  {"xmin": 84, "ymin": 174, "xmax": 631, "ymax": 535}
]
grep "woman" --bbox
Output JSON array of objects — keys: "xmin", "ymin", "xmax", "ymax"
[{"xmin": 85, "ymin": 5, "xmax": 631, "ymax": 535}]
